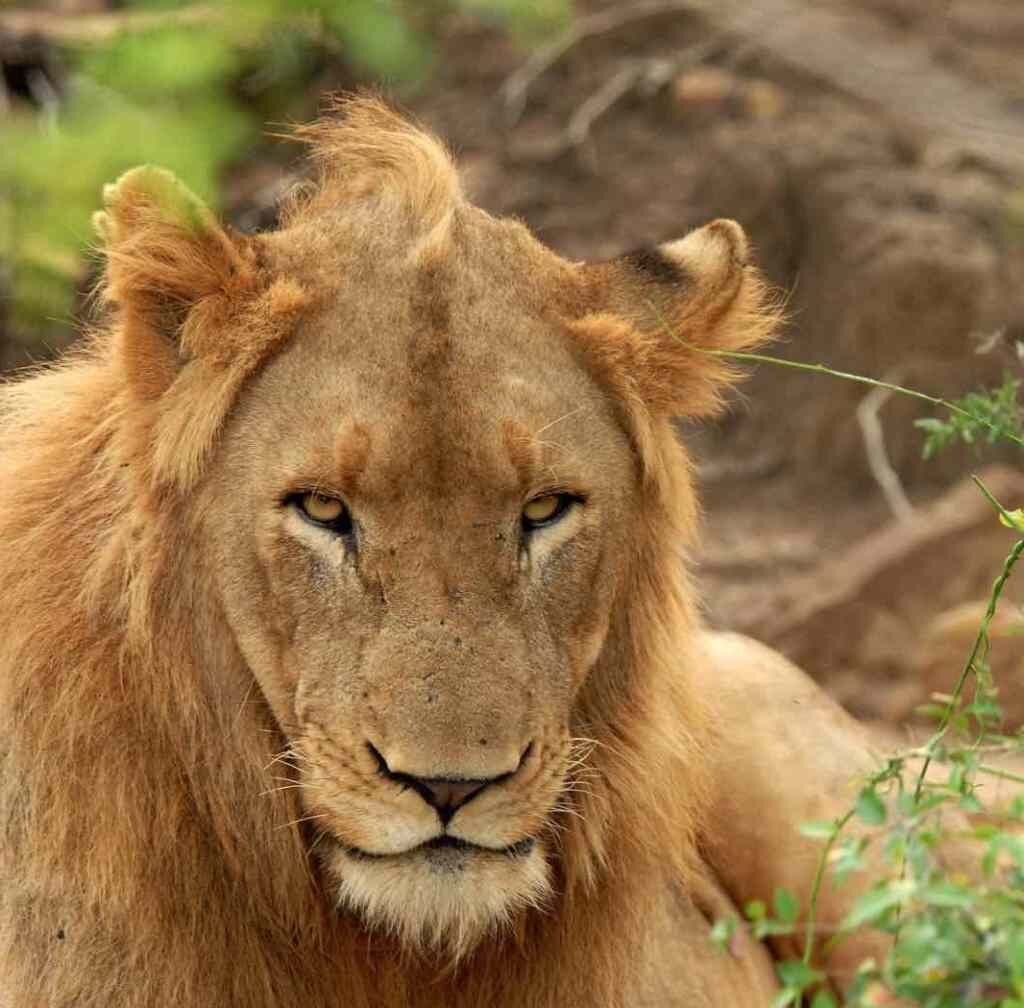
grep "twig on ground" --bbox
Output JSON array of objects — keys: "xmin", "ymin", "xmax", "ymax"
[
  {"xmin": 857, "ymin": 374, "xmax": 914, "ymax": 525},
  {"xmin": 500, "ymin": 0, "xmax": 698, "ymax": 124},
  {"xmin": 565, "ymin": 62, "xmax": 646, "ymax": 152},
  {"xmin": 563, "ymin": 41, "xmax": 721, "ymax": 158}
]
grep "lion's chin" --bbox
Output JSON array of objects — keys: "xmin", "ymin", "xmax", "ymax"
[{"xmin": 325, "ymin": 836, "xmax": 551, "ymax": 959}]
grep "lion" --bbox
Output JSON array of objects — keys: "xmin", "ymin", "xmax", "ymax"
[{"xmin": 0, "ymin": 96, "xmax": 889, "ymax": 1007}]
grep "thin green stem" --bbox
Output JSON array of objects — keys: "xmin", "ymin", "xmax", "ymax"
[
  {"xmin": 912, "ymin": 482, "xmax": 1024, "ymax": 803},
  {"xmin": 802, "ymin": 808, "xmax": 856, "ymax": 965},
  {"xmin": 699, "ymin": 349, "xmax": 1024, "ymax": 449},
  {"xmin": 977, "ymin": 764, "xmax": 1024, "ymax": 788}
]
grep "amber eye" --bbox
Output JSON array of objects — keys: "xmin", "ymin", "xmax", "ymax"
[
  {"xmin": 522, "ymin": 493, "xmax": 575, "ymax": 530},
  {"xmin": 294, "ymin": 492, "xmax": 353, "ymax": 534}
]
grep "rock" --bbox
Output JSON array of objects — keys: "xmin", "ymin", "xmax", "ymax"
[
  {"xmin": 912, "ymin": 600, "xmax": 1024, "ymax": 728},
  {"xmin": 671, "ymin": 68, "xmax": 737, "ymax": 113},
  {"xmin": 742, "ymin": 80, "xmax": 787, "ymax": 122}
]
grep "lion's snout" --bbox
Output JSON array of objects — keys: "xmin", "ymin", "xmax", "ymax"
[
  {"xmin": 368, "ymin": 740, "xmax": 532, "ymax": 827},
  {"xmin": 358, "ymin": 618, "xmax": 541, "ymax": 779}
]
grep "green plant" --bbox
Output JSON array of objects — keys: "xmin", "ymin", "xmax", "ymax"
[
  {"xmin": 916, "ymin": 374, "xmax": 1023, "ymax": 460},
  {"xmin": 704, "ymin": 352, "xmax": 1024, "ymax": 1007}
]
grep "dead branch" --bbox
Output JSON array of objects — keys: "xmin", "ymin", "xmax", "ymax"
[
  {"xmin": 565, "ymin": 62, "xmax": 645, "ymax": 152},
  {"xmin": 563, "ymin": 40, "xmax": 720, "ymax": 156},
  {"xmin": 0, "ymin": 6, "xmax": 218, "ymax": 45},
  {"xmin": 857, "ymin": 375, "xmax": 914, "ymax": 525}
]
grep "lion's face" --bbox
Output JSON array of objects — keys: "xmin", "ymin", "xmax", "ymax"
[{"xmin": 203, "ymin": 223, "xmax": 639, "ymax": 951}]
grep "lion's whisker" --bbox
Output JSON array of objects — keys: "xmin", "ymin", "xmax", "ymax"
[
  {"xmin": 307, "ymin": 828, "xmax": 331, "ymax": 857},
  {"xmin": 259, "ymin": 783, "xmax": 306, "ymax": 797},
  {"xmin": 277, "ymin": 812, "xmax": 329, "ymax": 831},
  {"xmin": 263, "ymin": 749, "xmax": 305, "ymax": 772}
]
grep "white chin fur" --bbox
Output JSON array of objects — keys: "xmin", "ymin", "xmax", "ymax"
[{"xmin": 327, "ymin": 840, "xmax": 551, "ymax": 960}]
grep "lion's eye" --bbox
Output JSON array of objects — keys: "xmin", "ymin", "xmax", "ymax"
[
  {"xmin": 522, "ymin": 493, "xmax": 574, "ymax": 530},
  {"xmin": 295, "ymin": 492, "xmax": 353, "ymax": 534}
]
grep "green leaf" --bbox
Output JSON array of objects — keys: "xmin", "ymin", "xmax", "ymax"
[
  {"xmin": 832, "ymin": 835, "xmax": 869, "ymax": 883},
  {"xmin": 1008, "ymin": 931, "xmax": 1024, "ymax": 984},
  {"xmin": 799, "ymin": 819, "xmax": 837, "ymax": 840},
  {"xmin": 773, "ymin": 887, "xmax": 799, "ymax": 925},
  {"xmin": 709, "ymin": 916, "xmax": 736, "ymax": 951},
  {"xmin": 842, "ymin": 882, "xmax": 912, "ymax": 929},
  {"xmin": 917, "ymin": 374, "xmax": 1024, "ymax": 458},
  {"xmin": 776, "ymin": 959, "xmax": 823, "ymax": 990},
  {"xmin": 745, "ymin": 900, "xmax": 767, "ymax": 922},
  {"xmin": 810, "ymin": 992, "xmax": 838, "ymax": 1008},
  {"xmin": 959, "ymin": 792, "xmax": 984, "ymax": 813},
  {"xmin": 918, "ymin": 882, "xmax": 972, "ymax": 910},
  {"xmin": 855, "ymin": 788, "xmax": 887, "ymax": 826}
]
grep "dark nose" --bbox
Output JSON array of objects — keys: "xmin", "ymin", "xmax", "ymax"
[
  {"xmin": 369, "ymin": 743, "xmax": 529, "ymax": 826},
  {"xmin": 414, "ymin": 778, "xmax": 490, "ymax": 824}
]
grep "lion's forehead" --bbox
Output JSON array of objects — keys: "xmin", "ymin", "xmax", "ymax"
[{"xmin": 242, "ymin": 258, "xmax": 622, "ymax": 495}]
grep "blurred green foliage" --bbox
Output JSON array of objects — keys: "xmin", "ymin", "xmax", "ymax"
[{"xmin": 0, "ymin": 0, "xmax": 570, "ymax": 342}]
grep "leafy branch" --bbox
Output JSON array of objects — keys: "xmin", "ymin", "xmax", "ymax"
[
  {"xmin": 700, "ymin": 349, "xmax": 1024, "ymax": 450},
  {"xmin": 705, "ymin": 347, "xmax": 1024, "ymax": 1007},
  {"xmin": 916, "ymin": 375, "xmax": 1023, "ymax": 461}
]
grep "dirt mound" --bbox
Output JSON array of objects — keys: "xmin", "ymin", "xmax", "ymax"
[{"xmin": 727, "ymin": 466, "xmax": 1024, "ymax": 723}]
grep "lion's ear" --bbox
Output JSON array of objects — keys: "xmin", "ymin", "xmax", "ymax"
[
  {"xmin": 576, "ymin": 219, "xmax": 782, "ymax": 419},
  {"xmin": 94, "ymin": 166, "xmax": 256, "ymax": 399}
]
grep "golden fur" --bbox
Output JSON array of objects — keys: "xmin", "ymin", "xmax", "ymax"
[{"xmin": 0, "ymin": 97, "xmax": 872, "ymax": 1008}]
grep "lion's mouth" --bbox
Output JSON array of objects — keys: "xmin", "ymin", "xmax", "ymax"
[
  {"xmin": 339, "ymin": 834, "xmax": 537, "ymax": 861},
  {"xmin": 324, "ymin": 827, "xmax": 552, "ymax": 949}
]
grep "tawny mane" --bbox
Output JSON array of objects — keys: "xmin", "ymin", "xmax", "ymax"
[
  {"xmin": 282, "ymin": 95, "xmax": 465, "ymax": 263},
  {"xmin": 0, "ymin": 96, "xmax": 779, "ymax": 1007},
  {"xmin": 288, "ymin": 95, "xmax": 462, "ymax": 227}
]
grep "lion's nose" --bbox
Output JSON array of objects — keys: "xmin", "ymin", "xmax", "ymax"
[
  {"xmin": 414, "ymin": 778, "xmax": 489, "ymax": 824},
  {"xmin": 369, "ymin": 743, "xmax": 530, "ymax": 826}
]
